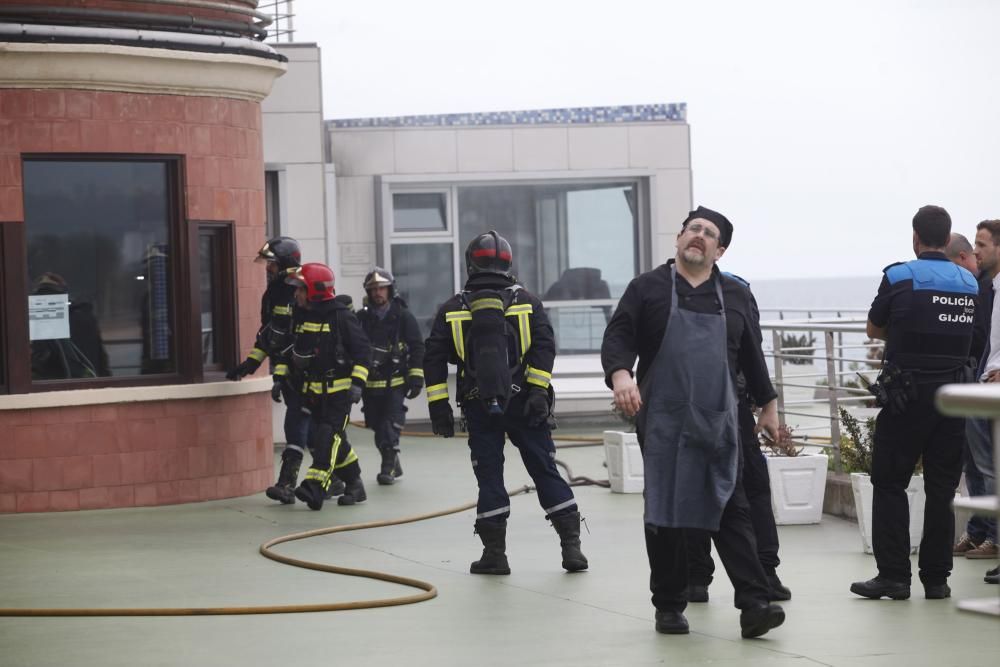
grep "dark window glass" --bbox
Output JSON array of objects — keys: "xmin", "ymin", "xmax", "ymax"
[
  {"xmin": 23, "ymin": 160, "xmax": 175, "ymax": 380},
  {"xmin": 391, "ymin": 243, "xmax": 454, "ymax": 337},
  {"xmin": 199, "ymin": 233, "xmax": 218, "ymax": 366},
  {"xmin": 265, "ymin": 170, "xmax": 280, "ymax": 239},
  {"xmin": 393, "ymin": 193, "xmax": 447, "ymax": 232}
]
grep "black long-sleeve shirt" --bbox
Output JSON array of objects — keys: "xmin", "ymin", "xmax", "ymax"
[{"xmin": 600, "ymin": 260, "xmax": 777, "ymax": 407}]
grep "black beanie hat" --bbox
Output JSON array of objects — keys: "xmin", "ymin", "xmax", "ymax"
[{"xmin": 682, "ymin": 206, "xmax": 733, "ymax": 248}]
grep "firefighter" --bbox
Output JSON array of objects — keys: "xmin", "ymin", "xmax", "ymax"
[
  {"xmin": 357, "ymin": 267, "xmax": 425, "ymax": 485},
  {"xmin": 226, "ymin": 237, "xmax": 345, "ymax": 502},
  {"xmin": 284, "ymin": 262, "xmax": 372, "ymax": 511},
  {"xmin": 423, "ymin": 230, "xmax": 587, "ymax": 575}
]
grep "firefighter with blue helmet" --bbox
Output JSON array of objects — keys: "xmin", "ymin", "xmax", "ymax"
[
  {"xmin": 282, "ymin": 262, "xmax": 371, "ymax": 511},
  {"xmin": 423, "ymin": 230, "xmax": 588, "ymax": 575},
  {"xmin": 851, "ymin": 205, "xmax": 978, "ymax": 600}
]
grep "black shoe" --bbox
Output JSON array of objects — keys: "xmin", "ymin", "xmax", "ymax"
[
  {"xmin": 766, "ymin": 573, "xmax": 792, "ymax": 601},
  {"xmin": 739, "ymin": 603, "xmax": 785, "ymax": 639},
  {"xmin": 686, "ymin": 584, "xmax": 709, "ymax": 603},
  {"xmin": 984, "ymin": 566, "xmax": 998, "ymax": 585},
  {"xmin": 924, "ymin": 583, "xmax": 951, "ymax": 599},
  {"xmin": 337, "ymin": 478, "xmax": 367, "ymax": 506},
  {"xmin": 850, "ymin": 576, "xmax": 910, "ymax": 600},
  {"xmin": 654, "ymin": 610, "xmax": 689, "ymax": 635}
]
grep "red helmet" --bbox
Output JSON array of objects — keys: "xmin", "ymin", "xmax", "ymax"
[{"xmin": 286, "ymin": 262, "xmax": 335, "ymax": 302}]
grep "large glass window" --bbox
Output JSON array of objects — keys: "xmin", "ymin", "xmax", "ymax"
[
  {"xmin": 23, "ymin": 160, "xmax": 175, "ymax": 380},
  {"xmin": 391, "ymin": 243, "xmax": 454, "ymax": 336},
  {"xmin": 393, "ymin": 192, "xmax": 448, "ymax": 232}
]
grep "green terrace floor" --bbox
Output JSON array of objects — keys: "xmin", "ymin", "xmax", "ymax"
[{"xmin": 1, "ymin": 427, "xmax": 998, "ymax": 667}]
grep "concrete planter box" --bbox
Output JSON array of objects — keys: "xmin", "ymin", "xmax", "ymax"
[
  {"xmin": 850, "ymin": 472, "xmax": 925, "ymax": 554},
  {"xmin": 766, "ymin": 453, "xmax": 829, "ymax": 524}
]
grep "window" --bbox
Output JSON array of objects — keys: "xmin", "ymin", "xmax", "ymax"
[
  {"xmin": 0, "ymin": 156, "xmax": 240, "ymax": 394},
  {"xmin": 384, "ymin": 178, "xmax": 643, "ymax": 353},
  {"xmin": 265, "ymin": 170, "xmax": 281, "ymax": 239},
  {"xmin": 391, "ymin": 242, "xmax": 455, "ymax": 336},
  {"xmin": 196, "ymin": 223, "xmax": 237, "ymax": 372}
]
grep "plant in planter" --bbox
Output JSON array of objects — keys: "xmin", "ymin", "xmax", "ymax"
[
  {"xmin": 838, "ymin": 407, "xmax": 925, "ymax": 554},
  {"xmin": 762, "ymin": 423, "xmax": 829, "ymax": 525}
]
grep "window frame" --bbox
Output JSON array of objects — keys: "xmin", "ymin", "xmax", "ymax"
[
  {"xmin": 0, "ymin": 154, "xmax": 235, "ymax": 394},
  {"xmin": 192, "ymin": 221, "xmax": 239, "ymax": 379}
]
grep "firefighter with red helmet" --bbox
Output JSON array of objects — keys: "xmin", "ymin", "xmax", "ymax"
[
  {"xmin": 423, "ymin": 230, "xmax": 588, "ymax": 575},
  {"xmin": 357, "ymin": 267, "xmax": 425, "ymax": 485},
  {"xmin": 227, "ymin": 237, "xmax": 346, "ymax": 503},
  {"xmin": 282, "ymin": 262, "xmax": 372, "ymax": 510}
]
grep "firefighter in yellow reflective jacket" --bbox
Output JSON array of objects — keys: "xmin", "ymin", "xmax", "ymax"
[
  {"xmin": 282, "ymin": 262, "xmax": 371, "ymax": 511},
  {"xmin": 423, "ymin": 230, "xmax": 588, "ymax": 575}
]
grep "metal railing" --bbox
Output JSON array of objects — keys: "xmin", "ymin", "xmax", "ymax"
[
  {"xmin": 258, "ymin": 0, "xmax": 295, "ymax": 42},
  {"xmin": 761, "ymin": 316, "xmax": 882, "ymax": 472}
]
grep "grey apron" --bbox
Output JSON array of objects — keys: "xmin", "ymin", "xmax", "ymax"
[{"xmin": 637, "ymin": 265, "xmax": 740, "ymax": 531}]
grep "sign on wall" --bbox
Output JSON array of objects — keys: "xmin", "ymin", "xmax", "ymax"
[{"xmin": 28, "ymin": 294, "xmax": 70, "ymax": 340}]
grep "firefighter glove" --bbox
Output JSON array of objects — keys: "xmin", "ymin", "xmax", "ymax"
[
  {"xmin": 348, "ymin": 382, "xmax": 364, "ymax": 404},
  {"xmin": 270, "ymin": 378, "xmax": 284, "ymax": 403},
  {"xmin": 429, "ymin": 400, "xmax": 455, "ymax": 438},
  {"xmin": 406, "ymin": 375, "xmax": 424, "ymax": 400},
  {"xmin": 523, "ymin": 387, "xmax": 551, "ymax": 427},
  {"xmin": 226, "ymin": 358, "xmax": 259, "ymax": 381}
]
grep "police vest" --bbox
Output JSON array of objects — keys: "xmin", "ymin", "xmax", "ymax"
[{"xmin": 883, "ymin": 258, "xmax": 977, "ymax": 371}]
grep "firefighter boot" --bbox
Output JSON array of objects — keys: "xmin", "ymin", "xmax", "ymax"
[
  {"xmin": 324, "ymin": 472, "xmax": 346, "ymax": 499},
  {"xmin": 550, "ymin": 511, "xmax": 589, "ymax": 572},
  {"xmin": 338, "ymin": 476, "xmax": 368, "ymax": 506},
  {"xmin": 294, "ymin": 468, "xmax": 331, "ymax": 511},
  {"xmin": 376, "ymin": 447, "xmax": 399, "ymax": 485},
  {"xmin": 470, "ymin": 519, "xmax": 511, "ymax": 575},
  {"xmin": 265, "ymin": 451, "xmax": 301, "ymax": 505}
]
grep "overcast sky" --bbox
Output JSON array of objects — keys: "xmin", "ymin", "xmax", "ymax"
[{"xmin": 293, "ymin": 0, "xmax": 999, "ymax": 280}]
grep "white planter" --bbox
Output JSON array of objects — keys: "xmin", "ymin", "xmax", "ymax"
[
  {"xmin": 850, "ymin": 473, "xmax": 926, "ymax": 554},
  {"xmin": 765, "ymin": 453, "xmax": 829, "ymax": 524},
  {"xmin": 603, "ymin": 431, "xmax": 644, "ymax": 494}
]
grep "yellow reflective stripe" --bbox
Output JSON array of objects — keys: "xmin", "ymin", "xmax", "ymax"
[
  {"xmin": 390, "ymin": 376, "xmax": 406, "ymax": 387},
  {"xmin": 450, "ymin": 320, "xmax": 465, "ymax": 362},
  {"xmin": 515, "ymin": 313, "xmax": 531, "ymax": 360},
  {"xmin": 299, "ymin": 322, "xmax": 324, "ymax": 333},
  {"xmin": 445, "ymin": 311, "xmax": 472, "ymax": 323},
  {"xmin": 505, "ymin": 304, "xmax": 533, "ymax": 315},
  {"xmin": 274, "ymin": 364, "xmax": 289, "ymax": 376},
  {"xmin": 304, "ymin": 467, "xmax": 331, "ymax": 485},
  {"xmin": 427, "ymin": 383, "xmax": 449, "ymax": 402},
  {"xmin": 408, "ymin": 368, "xmax": 424, "ymax": 377},
  {"xmin": 366, "ymin": 380, "xmax": 388, "ymax": 388},
  {"xmin": 332, "ymin": 449, "xmax": 359, "ymax": 470},
  {"xmin": 470, "ymin": 298, "xmax": 504, "ymax": 312},
  {"xmin": 248, "ymin": 347, "xmax": 267, "ymax": 362},
  {"xmin": 352, "ymin": 365, "xmax": 369, "ymax": 381},
  {"xmin": 525, "ymin": 365, "xmax": 552, "ymax": 388},
  {"xmin": 272, "ymin": 305, "xmax": 292, "ymax": 316},
  {"xmin": 306, "ymin": 378, "xmax": 353, "ymax": 394}
]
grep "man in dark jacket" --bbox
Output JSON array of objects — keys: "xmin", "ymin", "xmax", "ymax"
[
  {"xmin": 424, "ymin": 231, "xmax": 587, "ymax": 576},
  {"xmin": 601, "ymin": 206, "xmax": 784, "ymax": 639},
  {"xmin": 357, "ymin": 267, "xmax": 425, "ymax": 485}
]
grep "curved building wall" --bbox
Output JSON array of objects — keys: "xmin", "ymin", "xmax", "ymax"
[{"xmin": 0, "ymin": 11, "xmax": 285, "ymax": 512}]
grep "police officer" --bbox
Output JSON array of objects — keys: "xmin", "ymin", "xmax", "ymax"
[
  {"xmin": 226, "ymin": 238, "xmax": 347, "ymax": 502},
  {"xmin": 851, "ymin": 205, "xmax": 977, "ymax": 600},
  {"xmin": 686, "ymin": 273, "xmax": 791, "ymax": 604},
  {"xmin": 284, "ymin": 262, "xmax": 372, "ymax": 511},
  {"xmin": 357, "ymin": 267, "xmax": 425, "ymax": 485},
  {"xmin": 423, "ymin": 230, "xmax": 587, "ymax": 575}
]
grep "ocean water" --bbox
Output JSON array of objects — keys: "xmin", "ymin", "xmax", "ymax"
[{"xmin": 749, "ymin": 275, "xmax": 880, "ymax": 318}]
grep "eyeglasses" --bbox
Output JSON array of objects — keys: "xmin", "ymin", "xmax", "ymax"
[{"xmin": 685, "ymin": 222, "xmax": 719, "ymax": 241}]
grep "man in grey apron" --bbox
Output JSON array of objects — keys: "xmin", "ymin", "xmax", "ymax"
[{"xmin": 601, "ymin": 206, "xmax": 787, "ymax": 639}]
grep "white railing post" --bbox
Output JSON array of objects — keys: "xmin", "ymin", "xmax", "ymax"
[
  {"xmin": 772, "ymin": 329, "xmax": 785, "ymax": 427},
  {"xmin": 825, "ymin": 330, "xmax": 843, "ymax": 472}
]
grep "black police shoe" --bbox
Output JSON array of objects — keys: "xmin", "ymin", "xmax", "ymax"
[
  {"xmin": 739, "ymin": 603, "xmax": 785, "ymax": 639},
  {"xmin": 766, "ymin": 573, "xmax": 792, "ymax": 601},
  {"xmin": 686, "ymin": 584, "xmax": 709, "ymax": 603},
  {"xmin": 985, "ymin": 567, "xmax": 999, "ymax": 585},
  {"xmin": 654, "ymin": 610, "xmax": 689, "ymax": 635},
  {"xmin": 924, "ymin": 583, "xmax": 951, "ymax": 599},
  {"xmin": 849, "ymin": 576, "xmax": 910, "ymax": 600}
]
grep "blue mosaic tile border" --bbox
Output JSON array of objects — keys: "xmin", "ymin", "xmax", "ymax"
[{"xmin": 329, "ymin": 103, "xmax": 686, "ymax": 128}]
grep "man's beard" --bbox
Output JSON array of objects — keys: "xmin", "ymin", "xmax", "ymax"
[{"xmin": 680, "ymin": 247, "xmax": 708, "ymax": 266}]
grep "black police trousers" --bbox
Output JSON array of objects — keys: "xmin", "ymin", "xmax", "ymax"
[
  {"xmin": 687, "ymin": 401, "xmax": 781, "ymax": 584},
  {"xmin": 464, "ymin": 396, "xmax": 577, "ymax": 523},
  {"xmin": 645, "ymin": 471, "xmax": 771, "ymax": 612},
  {"xmin": 872, "ymin": 385, "xmax": 964, "ymax": 585},
  {"xmin": 363, "ymin": 386, "xmax": 407, "ymax": 454}
]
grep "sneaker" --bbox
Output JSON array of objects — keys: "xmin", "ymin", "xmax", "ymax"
[
  {"xmin": 953, "ymin": 533, "xmax": 982, "ymax": 556},
  {"xmin": 965, "ymin": 539, "xmax": 998, "ymax": 559},
  {"xmin": 850, "ymin": 576, "xmax": 910, "ymax": 600}
]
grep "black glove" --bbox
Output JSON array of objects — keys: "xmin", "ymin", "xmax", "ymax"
[
  {"xmin": 225, "ymin": 358, "xmax": 259, "ymax": 381},
  {"xmin": 523, "ymin": 387, "xmax": 551, "ymax": 427},
  {"xmin": 429, "ymin": 400, "xmax": 455, "ymax": 438},
  {"xmin": 406, "ymin": 375, "xmax": 424, "ymax": 400},
  {"xmin": 270, "ymin": 378, "xmax": 284, "ymax": 403},
  {"xmin": 348, "ymin": 382, "xmax": 363, "ymax": 404}
]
